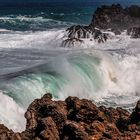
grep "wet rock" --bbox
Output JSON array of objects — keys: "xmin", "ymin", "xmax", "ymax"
[
  {"xmin": 62, "ymin": 37, "xmax": 84, "ymax": 47},
  {"xmin": 66, "ymin": 25, "xmax": 91, "ymax": 39},
  {"xmin": 65, "ymin": 25, "xmax": 111, "ymax": 45},
  {"xmin": 127, "ymin": 27, "xmax": 140, "ymax": 38},
  {"xmin": 64, "ymin": 4, "xmax": 140, "ymax": 47},
  {"xmin": 90, "ymin": 4, "xmax": 140, "ymax": 33},
  {"xmin": 129, "ymin": 100, "xmax": 140, "ymax": 124}
]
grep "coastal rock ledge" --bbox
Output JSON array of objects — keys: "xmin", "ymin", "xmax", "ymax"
[
  {"xmin": 63, "ymin": 4, "xmax": 140, "ymax": 47},
  {"xmin": 0, "ymin": 93, "xmax": 140, "ymax": 140}
]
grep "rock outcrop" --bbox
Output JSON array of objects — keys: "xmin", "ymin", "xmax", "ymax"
[
  {"xmin": 0, "ymin": 93, "xmax": 140, "ymax": 140},
  {"xmin": 63, "ymin": 4, "xmax": 140, "ymax": 46},
  {"xmin": 65, "ymin": 25, "xmax": 110, "ymax": 43},
  {"xmin": 90, "ymin": 4, "xmax": 140, "ymax": 33},
  {"xmin": 127, "ymin": 27, "xmax": 140, "ymax": 38}
]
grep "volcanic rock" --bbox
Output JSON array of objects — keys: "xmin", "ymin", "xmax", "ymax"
[
  {"xmin": 66, "ymin": 25, "xmax": 110, "ymax": 43},
  {"xmin": 127, "ymin": 27, "xmax": 140, "ymax": 38},
  {"xmin": 90, "ymin": 4, "xmax": 140, "ymax": 33},
  {"xmin": 64, "ymin": 4, "xmax": 140, "ymax": 47},
  {"xmin": 0, "ymin": 93, "xmax": 140, "ymax": 139}
]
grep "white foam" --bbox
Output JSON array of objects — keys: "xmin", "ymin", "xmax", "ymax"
[
  {"xmin": 0, "ymin": 92, "xmax": 25, "ymax": 132},
  {"xmin": 0, "ymin": 29, "xmax": 65, "ymax": 49},
  {"xmin": 0, "ymin": 28, "xmax": 140, "ymax": 132}
]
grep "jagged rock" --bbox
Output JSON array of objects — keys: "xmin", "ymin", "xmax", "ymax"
[
  {"xmin": 39, "ymin": 117, "xmax": 59, "ymax": 140},
  {"xmin": 66, "ymin": 25, "xmax": 91, "ymax": 38},
  {"xmin": 103, "ymin": 123, "xmax": 121, "ymax": 139},
  {"xmin": 66, "ymin": 25, "xmax": 110, "ymax": 44},
  {"xmin": 0, "ymin": 124, "xmax": 13, "ymax": 140},
  {"xmin": 0, "ymin": 93, "xmax": 140, "ymax": 139},
  {"xmin": 65, "ymin": 96, "xmax": 100, "ymax": 123},
  {"xmin": 64, "ymin": 4, "xmax": 140, "ymax": 47},
  {"xmin": 24, "ymin": 93, "xmax": 67, "ymax": 139},
  {"xmin": 127, "ymin": 27, "xmax": 140, "ymax": 38},
  {"xmin": 62, "ymin": 37, "xmax": 84, "ymax": 47},
  {"xmin": 90, "ymin": 4, "xmax": 140, "ymax": 33},
  {"xmin": 62, "ymin": 120, "xmax": 88, "ymax": 140},
  {"xmin": 63, "ymin": 25, "xmax": 111, "ymax": 47},
  {"xmin": 129, "ymin": 100, "xmax": 140, "ymax": 124},
  {"xmin": 126, "ymin": 5, "xmax": 140, "ymax": 18},
  {"xmin": 0, "ymin": 125, "xmax": 23, "ymax": 140}
]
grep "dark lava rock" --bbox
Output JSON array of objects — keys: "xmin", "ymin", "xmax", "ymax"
[
  {"xmin": 64, "ymin": 4, "xmax": 140, "ymax": 47},
  {"xmin": 129, "ymin": 100, "xmax": 140, "ymax": 124},
  {"xmin": 127, "ymin": 27, "xmax": 140, "ymax": 38},
  {"xmin": 66, "ymin": 25, "xmax": 92, "ymax": 39},
  {"xmin": 90, "ymin": 4, "xmax": 140, "ymax": 33},
  {"xmin": 0, "ymin": 93, "xmax": 140, "ymax": 140},
  {"xmin": 62, "ymin": 37, "xmax": 84, "ymax": 47},
  {"xmin": 64, "ymin": 25, "xmax": 111, "ymax": 46}
]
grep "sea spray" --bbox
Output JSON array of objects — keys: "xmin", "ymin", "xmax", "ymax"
[
  {"xmin": 0, "ymin": 50, "xmax": 140, "ymax": 105},
  {"xmin": 0, "ymin": 92, "xmax": 25, "ymax": 132}
]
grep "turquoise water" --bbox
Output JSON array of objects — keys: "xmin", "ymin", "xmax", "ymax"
[
  {"xmin": 0, "ymin": 6, "xmax": 95, "ymax": 31},
  {"xmin": 0, "ymin": 0, "xmax": 139, "ymax": 31},
  {"xmin": 0, "ymin": 1, "xmax": 140, "ymax": 131},
  {"xmin": 0, "ymin": 52, "xmax": 102, "ymax": 108}
]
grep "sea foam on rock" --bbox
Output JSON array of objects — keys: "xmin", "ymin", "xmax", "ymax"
[
  {"xmin": 0, "ymin": 93, "xmax": 140, "ymax": 140},
  {"xmin": 63, "ymin": 4, "xmax": 140, "ymax": 47},
  {"xmin": 127, "ymin": 27, "xmax": 140, "ymax": 38}
]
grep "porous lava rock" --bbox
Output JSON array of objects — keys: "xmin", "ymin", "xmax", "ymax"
[{"xmin": 0, "ymin": 93, "xmax": 140, "ymax": 140}]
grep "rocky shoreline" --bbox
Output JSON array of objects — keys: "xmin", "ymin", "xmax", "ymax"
[
  {"xmin": 63, "ymin": 4, "xmax": 140, "ymax": 47},
  {"xmin": 0, "ymin": 4, "xmax": 140, "ymax": 140},
  {"xmin": 0, "ymin": 93, "xmax": 140, "ymax": 140}
]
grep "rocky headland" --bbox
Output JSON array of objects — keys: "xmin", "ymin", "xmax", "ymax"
[
  {"xmin": 63, "ymin": 4, "xmax": 140, "ymax": 46},
  {"xmin": 0, "ymin": 93, "xmax": 140, "ymax": 140}
]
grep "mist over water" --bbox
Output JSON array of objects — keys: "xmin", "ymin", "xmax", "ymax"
[{"xmin": 0, "ymin": 1, "xmax": 139, "ymax": 132}]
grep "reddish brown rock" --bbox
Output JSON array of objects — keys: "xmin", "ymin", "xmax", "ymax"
[
  {"xmin": 38, "ymin": 117, "xmax": 59, "ymax": 140},
  {"xmin": 0, "ymin": 93, "xmax": 140, "ymax": 140},
  {"xmin": 62, "ymin": 120, "xmax": 88, "ymax": 140},
  {"xmin": 65, "ymin": 96, "xmax": 100, "ymax": 123},
  {"xmin": 0, "ymin": 124, "xmax": 14, "ymax": 140}
]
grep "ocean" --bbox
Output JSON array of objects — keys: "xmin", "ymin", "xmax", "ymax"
[{"xmin": 0, "ymin": 1, "xmax": 140, "ymax": 132}]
